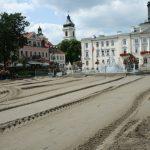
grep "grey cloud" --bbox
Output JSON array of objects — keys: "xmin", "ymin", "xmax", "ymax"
[
  {"xmin": 35, "ymin": 0, "xmax": 110, "ymax": 12},
  {"xmin": 34, "ymin": 0, "xmax": 147, "ymax": 12},
  {"xmin": 72, "ymin": 0, "xmax": 148, "ymax": 37},
  {"xmin": 34, "ymin": 0, "xmax": 148, "ymax": 40}
]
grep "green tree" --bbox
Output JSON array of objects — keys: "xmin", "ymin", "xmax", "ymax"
[
  {"xmin": 18, "ymin": 56, "xmax": 28, "ymax": 68},
  {"xmin": 58, "ymin": 39, "xmax": 81, "ymax": 64},
  {"xmin": 0, "ymin": 12, "xmax": 29, "ymax": 69}
]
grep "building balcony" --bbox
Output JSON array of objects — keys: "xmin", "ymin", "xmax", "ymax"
[
  {"xmin": 120, "ymin": 52, "xmax": 130, "ymax": 59},
  {"xmin": 140, "ymin": 51, "xmax": 150, "ymax": 56}
]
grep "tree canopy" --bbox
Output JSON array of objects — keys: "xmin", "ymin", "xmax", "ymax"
[
  {"xmin": 0, "ymin": 12, "xmax": 29, "ymax": 68},
  {"xmin": 58, "ymin": 39, "xmax": 81, "ymax": 64}
]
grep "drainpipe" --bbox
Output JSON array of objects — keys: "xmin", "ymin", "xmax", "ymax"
[{"xmin": 91, "ymin": 39, "xmax": 94, "ymax": 70}]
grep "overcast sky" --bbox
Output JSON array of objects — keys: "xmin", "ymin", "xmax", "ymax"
[{"xmin": 0, "ymin": 0, "xmax": 149, "ymax": 44}]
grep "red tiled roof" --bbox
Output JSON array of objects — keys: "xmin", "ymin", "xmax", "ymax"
[
  {"xmin": 49, "ymin": 49, "xmax": 65, "ymax": 54},
  {"xmin": 21, "ymin": 46, "xmax": 48, "ymax": 51},
  {"xmin": 45, "ymin": 42, "xmax": 53, "ymax": 48},
  {"xmin": 24, "ymin": 32, "xmax": 35, "ymax": 38},
  {"xmin": 24, "ymin": 32, "xmax": 54, "ymax": 47},
  {"xmin": 55, "ymin": 50, "xmax": 65, "ymax": 54}
]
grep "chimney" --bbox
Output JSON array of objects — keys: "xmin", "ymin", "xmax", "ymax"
[{"xmin": 147, "ymin": 1, "xmax": 150, "ymax": 22}]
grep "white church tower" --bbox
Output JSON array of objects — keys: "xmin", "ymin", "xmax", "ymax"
[{"xmin": 63, "ymin": 15, "xmax": 76, "ymax": 40}]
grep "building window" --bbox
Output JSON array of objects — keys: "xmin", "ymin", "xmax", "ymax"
[
  {"xmin": 39, "ymin": 52, "xmax": 41, "ymax": 56},
  {"xmin": 111, "ymin": 40, "xmax": 114, "ymax": 46},
  {"xmin": 86, "ymin": 61, "xmax": 89, "ymax": 66},
  {"xmin": 21, "ymin": 51, "xmax": 23, "ymax": 56},
  {"xmin": 135, "ymin": 47, "xmax": 138, "ymax": 53},
  {"xmin": 28, "ymin": 41, "xmax": 31, "ymax": 45},
  {"xmin": 85, "ymin": 43, "xmax": 88, "ymax": 48},
  {"xmin": 135, "ymin": 39, "xmax": 139, "ymax": 44},
  {"xmin": 42, "ymin": 52, "xmax": 44, "ymax": 57},
  {"xmin": 57, "ymin": 55, "xmax": 59, "ymax": 60},
  {"xmin": 144, "ymin": 58, "xmax": 147, "ymax": 64},
  {"xmin": 143, "ymin": 46, "xmax": 147, "ymax": 51},
  {"xmin": 142, "ymin": 37, "xmax": 147, "ymax": 43},
  {"xmin": 46, "ymin": 52, "xmax": 48, "ymax": 57},
  {"xmin": 73, "ymin": 31, "xmax": 75, "ymax": 37},
  {"xmin": 102, "ymin": 50, "xmax": 104, "ymax": 56},
  {"xmin": 112, "ymin": 49, "xmax": 115, "ymax": 56},
  {"xmin": 106, "ymin": 41, "xmax": 109, "ymax": 46},
  {"xmin": 102, "ymin": 60, "xmax": 105, "ymax": 64},
  {"xmin": 85, "ymin": 51, "xmax": 89, "ymax": 58},
  {"xmin": 106, "ymin": 50, "xmax": 109, "ymax": 56},
  {"xmin": 51, "ymin": 55, "xmax": 53, "ymax": 60},
  {"xmin": 62, "ymin": 56, "xmax": 64, "ymax": 60},
  {"xmin": 107, "ymin": 59, "xmax": 110, "ymax": 64},
  {"xmin": 96, "ymin": 42, "xmax": 99, "ymax": 47},
  {"xmin": 123, "ymin": 39, "xmax": 127, "ymax": 45},
  {"xmin": 65, "ymin": 31, "xmax": 68, "ymax": 37},
  {"xmin": 37, "ymin": 42, "xmax": 40, "ymax": 47},
  {"xmin": 53, "ymin": 55, "xmax": 56, "ymax": 60},
  {"xmin": 101, "ymin": 41, "xmax": 104, "ymax": 47},
  {"xmin": 33, "ymin": 41, "xmax": 36, "ymax": 47},
  {"xmin": 96, "ymin": 49, "xmax": 100, "ymax": 57},
  {"xmin": 34, "ymin": 52, "xmax": 36, "ymax": 55}
]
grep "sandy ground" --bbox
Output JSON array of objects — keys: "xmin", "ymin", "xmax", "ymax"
[
  {"xmin": 98, "ymin": 86, "xmax": 150, "ymax": 150},
  {"xmin": 0, "ymin": 75, "xmax": 150, "ymax": 150},
  {"xmin": 0, "ymin": 76, "xmax": 136, "ymax": 124}
]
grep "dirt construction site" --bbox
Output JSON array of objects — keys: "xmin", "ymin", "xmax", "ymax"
[{"xmin": 0, "ymin": 74, "xmax": 150, "ymax": 150}]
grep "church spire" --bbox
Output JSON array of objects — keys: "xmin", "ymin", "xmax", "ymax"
[
  {"xmin": 62, "ymin": 14, "xmax": 76, "ymax": 40},
  {"xmin": 63, "ymin": 14, "xmax": 75, "ymax": 28}
]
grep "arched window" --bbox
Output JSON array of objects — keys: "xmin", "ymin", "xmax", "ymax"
[
  {"xmin": 33, "ymin": 41, "xmax": 36, "ymax": 47},
  {"xmin": 65, "ymin": 31, "xmax": 68, "ymax": 37},
  {"xmin": 37, "ymin": 42, "xmax": 40, "ymax": 47}
]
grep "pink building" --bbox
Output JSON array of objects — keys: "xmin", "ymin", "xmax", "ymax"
[{"xmin": 19, "ymin": 27, "xmax": 65, "ymax": 66}]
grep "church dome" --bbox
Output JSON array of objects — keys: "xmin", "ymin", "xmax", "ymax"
[{"xmin": 63, "ymin": 15, "xmax": 75, "ymax": 27}]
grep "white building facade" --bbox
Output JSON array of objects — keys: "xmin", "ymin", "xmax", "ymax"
[{"xmin": 81, "ymin": 2, "xmax": 150, "ymax": 72}]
